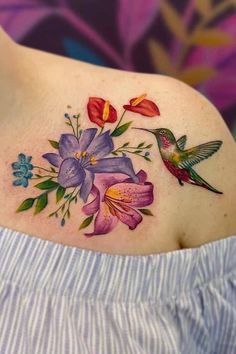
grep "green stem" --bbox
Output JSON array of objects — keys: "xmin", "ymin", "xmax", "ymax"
[
  {"xmin": 68, "ymin": 117, "xmax": 77, "ymax": 136},
  {"xmin": 50, "ymin": 188, "xmax": 77, "ymax": 216},
  {"xmin": 62, "ymin": 189, "xmax": 80, "ymax": 220},
  {"xmin": 33, "ymin": 166, "xmax": 57, "ymax": 174},
  {"xmin": 31, "ymin": 174, "xmax": 57, "ymax": 180},
  {"xmin": 76, "ymin": 115, "xmax": 80, "ymax": 138},
  {"xmin": 99, "ymin": 126, "xmax": 104, "ymax": 135},
  {"xmin": 111, "ymin": 110, "xmax": 126, "ymax": 133}
]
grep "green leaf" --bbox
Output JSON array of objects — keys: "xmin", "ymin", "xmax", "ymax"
[
  {"xmin": 146, "ymin": 144, "xmax": 153, "ymax": 149},
  {"xmin": 134, "ymin": 150, "xmax": 142, "ymax": 153},
  {"xmin": 144, "ymin": 156, "xmax": 151, "ymax": 161},
  {"xmin": 79, "ymin": 215, "xmax": 94, "ymax": 230},
  {"xmin": 138, "ymin": 208, "xmax": 154, "ymax": 216},
  {"xmin": 137, "ymin": 142, "xmax": 145, "ymax": 148},
  {"xmin": 35, "ymin": 179, "xmax": 59, "ymax": 190},
  {"xmin": 48, "ymin": 140, "xmax": 59, "ymax": 149},
  {"xmin": 50, "ymin": 167, "xmax": 56, "ymax": 173},
  {"xmin": 112, "ymin": 151, "xmax": 118, "ymax": 155},
  {"xmin": 34, "ymin": 193, "xmax": 48, "ymax": 215},
  {"xmin": 16, "ymin": 198, "xmax": 35, "ymax": 212},
  {"xmin": 122, "ymin": 142, "xmax": 130, "ymax": 147},
  {"xmin": 111, "ymin": 121, "xmax": 133, "ymax": 137},
  {"xmin": 56, "ymin": 186, "xmax": 66, "ymax": 203}
]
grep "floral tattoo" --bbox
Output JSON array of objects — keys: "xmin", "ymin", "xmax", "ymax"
[{"xmin": 12, "ymin": 93, "xmax": 223, "ymax": 236}]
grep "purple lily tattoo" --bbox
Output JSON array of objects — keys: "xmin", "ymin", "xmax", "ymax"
[{"xmin": 42, "ymin": 129, "xmax": 138, "ymax": 202}]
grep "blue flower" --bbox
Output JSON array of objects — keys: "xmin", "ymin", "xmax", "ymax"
[{"xmin": 12, "ymin": 153, "xmax": 33, "ymax": 188}]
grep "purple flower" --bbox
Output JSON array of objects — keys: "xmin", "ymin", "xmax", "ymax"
[
  {"xmin": 82, "ymin": 170, "xmax": 154, "ymax": 236},
  {"xmin": 43, "ymin": 128, "xmax": 138, "ymax": 202}
]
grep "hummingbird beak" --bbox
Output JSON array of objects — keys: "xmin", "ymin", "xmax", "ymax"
[{"xmin": 132, "ymin": 127, "xmax": 157, "ymax": 134}]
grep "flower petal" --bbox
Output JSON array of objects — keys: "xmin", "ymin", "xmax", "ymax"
[
  {"xmin": 11, "ymin": 162, "xmax": 21, "ymax": 170},
  {"xmin": 13, "ymin": 171, "xmax": 24, "ymax": 177},
  {"xmin": 82, "ymin": 186, "xmax": 100, "ymax": 215},
  {"xmin": 59, "ymin": 134, "xmax": 80, "ymax": 159},
  {"xmin": 87, "ymin": 97, "xmax": 117, "ymax": 127},
  {"xmin": 42, "ymin": 153, "xmax": 61, "ymax": 167},
  {"xmin": 124, "ymin": 169, "xmax": 147, "ymax": 184},
  {"xmin": 78, "ymin": 128, "xmax": 97, "ymax": 152},
  {"xmin": 85, "ymin": 202, "xmax": 118, "ymax": 236},
  {"xmin": 106, "ymin": 182, "xmax": 154, "ymax": 207},
  {"xmin": 13, "ymin": 179, "xmax": 22, "ymax": 186},
  {"xmin": 18, "ymin": 153, "xmax": 26, "ymax": 164},
  {"xmin": 58, "ymin": 158, "xmax": 85, "ymax": 188},
  {"xmin": 123, "ymin": 99, "xmax": 160, "ymax": 116},
  {"xmin": 21, "ymin": 177, "xmax": 29, "ymax": 188},
  {"xmin": 87, "ymin": 157, "xmax": 138, "ymax": 182},
  {"xmin": 93, "ymin": 173, "xmax": 129, "ymax": 200},
  {"xmin": 80, "ymin": 170, "xmax": 95, "ymax": 203},
  {"xmin": 87, "ymin": 130, "xmax": 114, "ymax": 159},
  {"xmin": 87, "ymin": 97, "xmax": 105, "ymax": 127},
  {"xmin": 115, "ymin": 205, "xmax": 142, "ymax": 230}
]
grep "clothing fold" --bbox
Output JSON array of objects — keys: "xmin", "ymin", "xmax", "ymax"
[{"xmin": 0, "ymin": 226, "xmax": 235, "ymax": 354}]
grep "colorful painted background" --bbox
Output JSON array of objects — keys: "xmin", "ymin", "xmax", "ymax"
[{"xmin": 1, "ymin": 0, "xmax": 236, "ymax": 138}]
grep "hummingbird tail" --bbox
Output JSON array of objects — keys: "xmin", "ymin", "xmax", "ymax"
[{"xmin": 189, "ymin": 168, "xmax": 223, "ymax": 195}]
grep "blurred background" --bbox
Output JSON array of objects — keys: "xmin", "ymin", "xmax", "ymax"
[{"xmin": 0, "ymin": 0, "xmax": 236, "ymax": 138}]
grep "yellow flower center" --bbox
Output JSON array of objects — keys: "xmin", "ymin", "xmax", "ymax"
[
  {"xmin": 106, "ymin": 187, "xmax": 132, "ymax": 203},
  {"xmin": 75, "ymin": 151, "xmax": 88, "ymax": 159},
  {"xmin": 102, "ymin": 100, "xmax": 110, "ymax": 121},
  {"xmin": 131, "ymin": 93, "xmax": 147, "ymax": 106},
  {"xmin": 89, "ymin": 156, "xmax": 97, "ymax": 165},
  {"xmin": 82, "ymin": 151, "xmax": 88, "ymax": 157},
  {"xmin": 75, "ymin": 151, "xmax": 81, "ymax": 159}
]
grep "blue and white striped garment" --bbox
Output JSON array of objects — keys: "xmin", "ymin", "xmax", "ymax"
[{"xmin": 0, "ymin": 226, "xmax": 235, "ymax": 354}]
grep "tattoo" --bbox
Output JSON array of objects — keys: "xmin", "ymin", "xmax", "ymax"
[
  {"xmin": 12, "ymin": 94, "xmax": 159, "ymax": 236},
  {"xmin": 11, "ymin": 94, "xmax": 223, "ymax": 236},
  {"xmin": 134, "ymin": 127, "xmax": 223, "ymax": 194}
]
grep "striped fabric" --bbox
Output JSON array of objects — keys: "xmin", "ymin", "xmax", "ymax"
[{"xmin": 0, "ymin": 226, "xmax": 235, "ymax": 354}]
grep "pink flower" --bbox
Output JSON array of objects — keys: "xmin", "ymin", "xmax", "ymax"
[{"xmin": 82, "ymin": 170, "xmax": 154, "ymax": 236}]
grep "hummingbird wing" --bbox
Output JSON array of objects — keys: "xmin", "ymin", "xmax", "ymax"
[
  {"xmin": 179, "ymin": 140, "xmax": 223, "ymax": 168},
  {"xmin": 188, "ymin": 168, "xmax": 223, "ymax": 194},
  {"xmin": 176, "ymin": 135, "xmax": 187, "ymax": 150}
]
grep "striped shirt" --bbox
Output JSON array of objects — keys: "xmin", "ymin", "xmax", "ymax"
[{"xmin": 0, "ymin": 226, "xmax": 235, "ymax": 354}]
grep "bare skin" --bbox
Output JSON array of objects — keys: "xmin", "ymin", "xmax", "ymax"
[{"xmin": 0, "ymin": 27, "xmax": 235, "ymax": 255}]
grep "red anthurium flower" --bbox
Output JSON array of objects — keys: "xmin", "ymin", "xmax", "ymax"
[
  {"xmin": 123, "ymin": 93, "xmax": 160, "ymax": 117},
  {"xmin": 87, "ymin": 97, "xmax": 117, "ymax": 127}
]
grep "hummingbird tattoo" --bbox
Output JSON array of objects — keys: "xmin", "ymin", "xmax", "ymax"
[{"xmin": 134, "ymin": 128, "xmax": 223, "ymax": 194}]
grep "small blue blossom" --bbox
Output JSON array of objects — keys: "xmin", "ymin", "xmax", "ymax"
[
  {"xmin": 145, "ymin": 151, "xmax": 150, "ymax": 157},
  {"xmin": 11, "ymin": 153, "xmax": 33, "ymax": 188}
]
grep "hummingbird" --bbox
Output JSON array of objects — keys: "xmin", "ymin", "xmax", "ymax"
[{"xmin": 134, "ymin": 127, "xmax": 223, "ymax": 194}]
